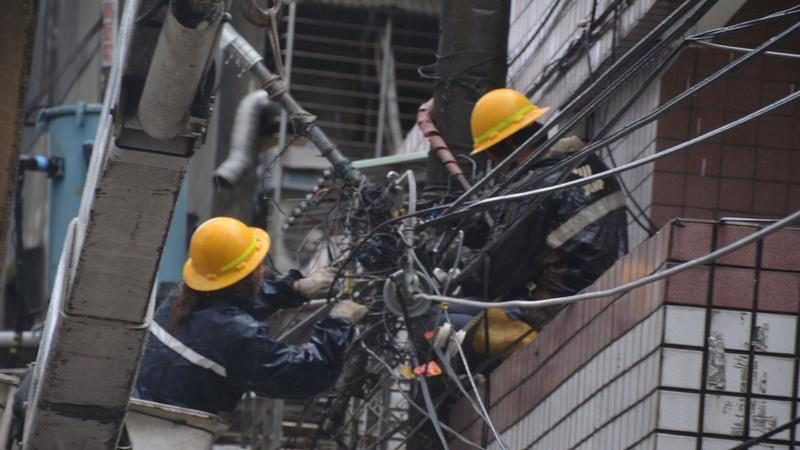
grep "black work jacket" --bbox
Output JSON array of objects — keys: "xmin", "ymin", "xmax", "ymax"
[
  {"xmin": 135, "ymin": 277, "xmax": 353, "ymax": 414},
  {"xmin": 464, "ymin": 137, "xmax": 629, "ymax": 299}
]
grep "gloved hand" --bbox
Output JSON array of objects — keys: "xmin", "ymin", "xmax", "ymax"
[
  {"xmin": 294, "ymin": 267, "xmax": 338, "ymax": 299},
  {"xmin": 330, "ymin": 300, "xmax": 368, "ymax": 324}
]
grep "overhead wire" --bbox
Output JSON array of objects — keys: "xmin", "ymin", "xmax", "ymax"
[
  {"xmin": 304, "ymin": 5, "xmax": 800, "ymax": 448},
  {"xmin": 688, "ymin": 40, "xmax": 800, "ymax": 59},
  {"xmin": 440, "ymin": 0, "xmax": 716, "ymax": 214},
  {"xmin": 507, "ymin": 0, "xmax": 566, "ymax": 67},
  {"xmin": 442, "ymin": 309, "xmax": 508, "ymax": 450},
  {"xmin": 686, "ymin": 3, "xmax": 800, "ymax": 41},
  {"xmin": 424, "ymin": 16, "xmax": 800, "ymax": 232},
  {"xmin": 416, "ymin": 207, "xmax": 800, "ymax": 310},
  {"xmin": 360, "ymin": 343, "xmax": 487, "ymax": 450},
  {"xmin": 467, "ymin": 88, "xmax": 800, "ymax": 211}
]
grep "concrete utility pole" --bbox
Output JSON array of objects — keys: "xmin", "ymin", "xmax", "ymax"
[{"xmin": 427, "ymin": 0, "xmax": 509, "ymax": 189}]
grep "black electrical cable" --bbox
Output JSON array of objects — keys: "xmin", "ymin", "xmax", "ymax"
[
  {"xmin": 422, "ymin": 15, "xmax": 799, "ymax": 234},
  {"xmin": 507, "ymin": 0, "xmax": 564, "ymax": 67},
  {"xmin": 361, "ymin": 343, "xmax": 488, "ymax": 450},
  {"xmin": 442, "ymin": 0, "xmax": 715, "ymax": 214},
  {"xmin": 472, "ymin": 88, "xmax": 800, "ymax": 210},
  {"xmin": 23, "ymin": 16, "xmax": 103, "ymax": 123},
  {"xmin": 428, "ymin": 86, "xmax": 800, "ymax": 290},
  {"xmin": 397, "ymin": 283, "xmax": 450, "ymax": 450},
  {"xmin": 687, "ymin": 3, "xmax": 800, "ymax": 41},
  {"xmin": 320, "ymin": 7, "xmax": 800, "ymax": 447},
  {"xmin": 509, "ymin": 18, "xmax": 800, "ymax": 200},
  {"xmin": 497, "ymin": 1, "xmax": 721, "ymax": 197},
  {"xmin": 728, "ymin": 415, "xmax": 800, "ymax": 449},
  {"xmin": 605, "ymin": 144, "xmax": 659, "ymax": 236}
]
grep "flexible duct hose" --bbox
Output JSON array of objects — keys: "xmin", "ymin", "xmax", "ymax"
[{"xmin": 213, "ymin": 90, "xmax": 279, "ymax": 188}]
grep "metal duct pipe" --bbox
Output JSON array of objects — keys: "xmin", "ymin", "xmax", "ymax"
[
  {"xmin": 213, "ymin": 90, "xmax": 278, "ymax": 188},
  {"xmin": 219, "ymin": 23, "xmax": 363, "ymax": 186},
  {"xmin": 0, "ymin": 331, "xmax": 41, "ymax": 348},
  {"xmin": 138, "ymin": 0, "xmax": 223, "ymax": 140}
]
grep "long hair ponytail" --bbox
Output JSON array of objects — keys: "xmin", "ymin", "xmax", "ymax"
[{"xmin": 167, "ymin": 268, "xmax": 261, "ymax": 329}]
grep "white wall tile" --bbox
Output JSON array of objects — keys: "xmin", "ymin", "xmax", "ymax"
[
  {"xmin": 655, "ymin": 433, "xmax": 697, "ymax": 450},
  {"xmin": 752, "ymin": 355, "xmax": 794, "ymax": 397},
  {"xmin": 754, "ymin": 313, "xmax": 796, "ymax": 354},
  {"xmin": 703, "ymin": 394, "xmax": 746, "ymax": 436},
  {"xmin": 702, "ymin": 437, "xmax": 746, "ymax": 450},
  {"xmin": 661, "ymin": 348, "xmax": 703, "ymax": 389},
  {"xmin": 490, "ymin": 313, "xmax": 665, "ymax": 449},
  {"xmin": 665, "ymin": 305, "xmax": 706, "ymax": 347},
  {"xmin": 657, "ymin": 390, "xmax": 699, "ymax": 432},
  {"xmin": 707, "ymin": 352, "xmax": 749, "ymax": 393},
  {"xmin": 704, "ymin": 437, "xmax": 789, "ymax": 450},
  {"xmin": 710, "ymin": 309, "xmax": 752, "ymax": 351},
  {"xmin": 749, "ymin": 398, "xmax": 792, "ymax": 441}
]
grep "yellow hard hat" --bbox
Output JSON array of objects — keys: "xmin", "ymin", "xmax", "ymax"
[
  {"xmin": 183, "ymin": 217, "xmax": 271, "ymax": 292},
  {"xmin": 470, "ymin": 88, "xmax": 550, "ymax": 155}
]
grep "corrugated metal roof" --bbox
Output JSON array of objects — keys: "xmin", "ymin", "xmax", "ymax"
[{"xmin": 296, "ymin": 0, "xmax": 440, "ymax": 16}]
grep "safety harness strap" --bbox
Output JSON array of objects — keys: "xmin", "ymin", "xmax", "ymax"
[
  {"xmin": 546, "ymin": 191, "xmax": 625, "ymax": 249},
  {"xmin": 150, "ymin": 321, "xmax": 228, "ymax": 378}
]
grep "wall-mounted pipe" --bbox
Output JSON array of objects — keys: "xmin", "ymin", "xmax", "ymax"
[
  {"xmin": 138, "ymin": 0, "xmax": 223, "ymax": 140},
  {"xmin": 219, "ymin": 23, "xmax": 363, "ymax": 186},
  {"xmin": 0, "ymin": 331, "xmax": 41, "ymax": 349},
  {"xmin": 416, "ymin": 99, "xmax": 470, "ymax": 192},
  {"xmin": 213, "ymin": 90, "xmax": 280, "ymax": 188}
]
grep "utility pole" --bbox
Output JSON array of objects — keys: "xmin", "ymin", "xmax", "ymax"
[{"xmin": 427, "ymin": 0, "xmax": 510, "ymax": 190}]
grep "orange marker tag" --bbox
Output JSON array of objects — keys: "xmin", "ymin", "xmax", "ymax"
[{"xmin": 413, "ymin": 360, "xmax": 442, "ymax": 377}]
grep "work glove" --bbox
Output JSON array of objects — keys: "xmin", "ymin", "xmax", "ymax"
[
  {"xmin": 294, "ymin": 266, "xmax": 338, "ymax": 299},
  {"xmin": 330, "ymin": 300, "xmax": 369, "ymax": 324}
]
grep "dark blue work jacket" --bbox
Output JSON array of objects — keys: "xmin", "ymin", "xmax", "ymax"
[{"xmin": 135, "ymin": 277, "xmax": 353, "ymax": 414}]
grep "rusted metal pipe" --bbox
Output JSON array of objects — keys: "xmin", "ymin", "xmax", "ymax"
[{"xmin": 417, "ymin": 99, "xmax": 470, "ymax": 192}]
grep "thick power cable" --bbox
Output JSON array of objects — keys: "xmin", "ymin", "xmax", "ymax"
[
  {"xmin": 728, "ymin": 415, "xmax": 800, "ymax": 449},
  {"xmin": 415, "ymin": 207, "xmax": 800, "ymax": 310},
  {"xmin": 442, "ymin": 0, "xmax": 715, "ymax": 213},
  {"xmin": 443, "ymin": 310, "xmax": 509, "ymax": 450},
  {"xmin": 491, "ymin": 0, "xmax": 796, "ymax": 198},
  {"xmin": 428, "ymin": 339, "xmax": 506, "ymax": 449},
  {"xmin": 687, "ymin": 4, "xmax": 800, "ymax": 41},
  {"xmin": 507, "ymin": 0, "xmax": 565, "ymax": 67},
  {"xmin": 361, "ymin": 344, "xmax": 487, "ymax": 450},
  {"xmin": 689, "ymin": 41, "xmax": 800, "ymax": 60},
  {"xmin": 427, "ymin": 18, "xmax": 800, "ymax": 230},
  {"xmin": 398, "ymin": 295, "xmax": 451, "ymax": 449},
  {"xmin": 468, "ymin": 88, "xmax": 800, "ymax": 211}
]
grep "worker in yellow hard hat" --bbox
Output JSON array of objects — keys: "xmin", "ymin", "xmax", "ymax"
[
  {"xmin": 462, "ymin": 87, "xmax": 628, "ymax": 329},
  {"xmin": 135, "ymin": 216, "xmax": 368, "ymax": 415}
]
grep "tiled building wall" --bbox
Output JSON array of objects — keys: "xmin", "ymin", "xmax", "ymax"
[
  {"xmin": 652, "ymin": 0, "xmax": 800, "ymax": 228},
  {"xmin": 508, "ymin": 0, "xmax": 686, "ymax": 248},
  {"xmin": 594, "ymin": 66, "xmax": 662, "ymax": 248},
  {"xmin": 448, "ymin": 220, "xmax": 800, "ymax": 449}
]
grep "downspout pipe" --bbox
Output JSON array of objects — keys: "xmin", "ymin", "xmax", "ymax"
[
  {"xmin": 138, "ymin": 0, "xmax": 224, "ymax": 140},
  {"xmin": 213, "ymin": 90, "xmax": 277, "ymax": 188},
  {"xmin": 219, "ymin": 23, "xmax": 363, "ymax": 186}
]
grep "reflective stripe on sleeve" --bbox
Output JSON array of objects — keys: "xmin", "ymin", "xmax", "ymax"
[
  {"xmin": 546, "ymin": 191, "xmax": 625, "ymax": 249},
  {"xmin": 150, "ymin": 321, "xmax": 228, "ymax": 378}
]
